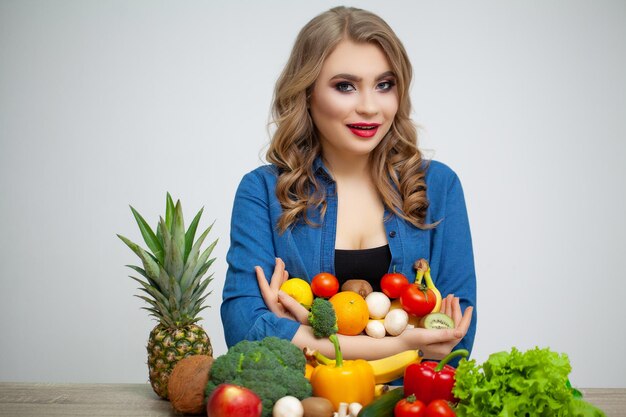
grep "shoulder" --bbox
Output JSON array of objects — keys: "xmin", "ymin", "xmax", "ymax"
[
  {"xmin": 424, "ymin": 159, "xmax": 461, "ymax": 190},
  {"xmin": 422, "ymin": 159, "xmax": 468, "ymax": 217},
  {"xmin": 237, "ymin": 164, "xmax": 279, "ymax": 191}
]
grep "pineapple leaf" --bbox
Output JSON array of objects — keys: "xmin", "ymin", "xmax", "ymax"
[
  {"xmin": 183, "ymin": 209, "xmax": 206, "ymax": 264},
  {"xmin": 129, "ymin": 205, "xmax": 164, "ymax": 264},
  {"xmin": 126, "ymin": 265, "xmax": 160, "ymax": 291},
  {"xmin": 196, "ymin": 291, "xmax": 212, "ymax": 307},
  {"xmin": 160, "ymin": 314, "xmax": 176, "ymax": 328},
  {"xmin": 195, "ymin": 257, "xmax": 216, "ymax": 280},
  {"xmin": 168, "ymin": 276, "xmax": 182, "ymax": 311},
  {"xmin": 180, "ymin": 225, "xmax": 213, "ymax": 291},
  {"xmin": 179, "ymin": 257, "xmax": 198, "ymax": 294},
  {"xmin": 168, "ymin": 201, "xmax": 185, "ymax": 279},
  {"xmin": 140, "ymin": 307, "xmax": 162, "ymax": 320},
  {"xmin": 158, "ymin": 265, "xmax": 171, "ymax": 297},
  {"xmin": 180, "ymin": 272, "xmax": 202, "ymax": 309},
  {"xmin": 135, "ymin": 294, "xmax": 160, "ymax": 309},
  {"xmin": 188, "ymin": 276, "xmax": 213, "ymax": 306},
  {"xmin": 165, "ymin": 193, "xmax": 175, "ymax": 232},
  {"xmin": 161, "ymin": 215, "xmax": 184, "ymax": 281},
  {"xmin": 117, "ymin": 234, "xmax": 160, "ymax": 281},
  {"xmin": 156, "ymin": 225, "xmax": 163, "ymax": 250},
  {"xmin": 131, "ymin": 276, "xmax": 170, "ymax": 308},
  {"xmin": 140, "ymin": 306, "xmax": 160, "ymax": 315},
  {"xmin": 191, "ymin": 305, "xmax": 209, "ymax": 318},
  {"xmin": 192, "ymin": 240, "xmax": 218, "ymax": 279},
  {"xmin": 158, "ymin": 218, "xmax": 170, "ymax": 257}
]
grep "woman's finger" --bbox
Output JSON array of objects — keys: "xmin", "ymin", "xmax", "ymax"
[
  {"xmin": 444, "ymin": 294, "xmax": 454, "ymax": 318},
  {"xmin": 420, "ymin": 327, "xmax": 463, "ymax": 344},
  {"xmin": 450, "ymin": 297, "xmax": 462, "ymax": 327},
  {"xmin": 439, "ymin": 296, "xmax": 447, "ymax": 314},
  {"xmin": 255, "ymin": 266, "xmax": 271, "ymax": 298},
  {"xmin": 278, "ymin": 291, "xmax": 310, "ymax": 324},
  {"xmin": 256, "ymin": 266, "xmax": 282, "ymax": 314},
  {"xmin": 269, "ymin": 258, "xmax": 286, "ymax": 292},
  {"xmin": 456, "ymin": 306, "xmax": 473, "ymax": 335}
]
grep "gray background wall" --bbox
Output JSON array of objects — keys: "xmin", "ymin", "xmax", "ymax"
[{"xmin": 1, "ymin": 0, "xmax": 624, "ymax": 387}]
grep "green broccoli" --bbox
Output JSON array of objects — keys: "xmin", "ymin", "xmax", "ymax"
[
  {"xmin": 308, "ymin": 297, "xmax": 338, "ymax": 338},
  {"xmin": 308, "ymin": 297, "xmax": 343, "ymax": 367},
  {"xmin": 205, "ymin": 337, "xmax": 312, "ymax": 417}
]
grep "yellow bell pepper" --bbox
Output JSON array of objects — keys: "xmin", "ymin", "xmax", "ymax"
[
  {"xmin": 310, "ymin": 358, "xmax": 375, "ymax": 410},
  {"xmin": 306, "ymin": 298, "xmax": 376, "ymax": 410}
]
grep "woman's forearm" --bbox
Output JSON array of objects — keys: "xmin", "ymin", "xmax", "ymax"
[
  {"xmin": 291, "ymin": 304, "xmax": 472, "ymax": 361},
  {"xmin": 292, "ymin": 325, "xmax": 412, "ymax": 361}
]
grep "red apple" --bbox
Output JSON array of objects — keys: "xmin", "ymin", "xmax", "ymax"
[{"xmin": 206, "ymin": 384, "xmax": 263, "ymax": 417}]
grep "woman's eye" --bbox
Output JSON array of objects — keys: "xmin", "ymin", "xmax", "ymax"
[
  {"xmin": 377, "ymin": 80, "xmax": 396, "ymax": 91},
  {"xmin": 335, "ymin": 82, "xmax": 355, "ymax": 92}
]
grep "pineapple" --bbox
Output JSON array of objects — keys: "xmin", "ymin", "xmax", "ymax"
[{"xmin": 118, "ymin": 193, "xmax": 217, "ymax": 399}]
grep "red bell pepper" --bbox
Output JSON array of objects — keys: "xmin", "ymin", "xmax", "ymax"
[{"xmin": 403, "ymin": 349, "xmax": 469, "ymax": 405}]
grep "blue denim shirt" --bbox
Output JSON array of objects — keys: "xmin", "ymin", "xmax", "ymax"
[{"xmin": 221, "ymin": 157, "xmax": 477, "ymax": 357}]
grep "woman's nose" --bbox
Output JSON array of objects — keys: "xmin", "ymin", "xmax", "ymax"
[{"xmin": 355, "ymin": 90, "xmax": 379, "ymax": 116}]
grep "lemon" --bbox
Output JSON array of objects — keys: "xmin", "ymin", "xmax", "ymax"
[{"xmin": 280, "ymin": 278, "xmax": 313, "ymax": 309}]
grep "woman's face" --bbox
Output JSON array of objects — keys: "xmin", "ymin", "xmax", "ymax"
[{"xmin": 309, "ymin": 39, "xmax": 399, "ymax": 162}]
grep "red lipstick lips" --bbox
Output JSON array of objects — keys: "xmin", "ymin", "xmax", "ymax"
[{"xmin": 347, "ymin": 122, "xmax": 381, "ymax": 138}]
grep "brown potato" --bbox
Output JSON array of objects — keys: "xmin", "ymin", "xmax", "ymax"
[
  {"xmin": 341, "ymin": 279, "xmax": 373, "ymax": 298},
  {"xmin": 168, "ymin": 354, "xmax": 214, "ymax": 414},
  {"xmin": 302, "ymin": 396, "xmax": 335, "ymax": 417}
]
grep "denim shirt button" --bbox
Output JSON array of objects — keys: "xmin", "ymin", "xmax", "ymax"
[{"xmin": 389, "ymin": 230, "xmax": 396, "ymax": 238}]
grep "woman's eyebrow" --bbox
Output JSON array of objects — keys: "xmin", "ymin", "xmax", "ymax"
[{"xmin": 329, "ymin": 71, "xmax": 396, "ymax": 82}]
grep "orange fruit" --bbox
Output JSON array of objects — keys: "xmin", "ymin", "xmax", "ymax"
[{"xmin": 329, "ymin": 291, "xmax": 369, "ymax": 335}]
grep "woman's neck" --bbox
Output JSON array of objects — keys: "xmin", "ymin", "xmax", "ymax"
[{"xmin": 322, "ymin": 151, "xmax": 371, "ymax": 182}]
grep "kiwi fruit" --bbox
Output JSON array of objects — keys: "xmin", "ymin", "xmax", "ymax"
[
  {"xmin": 341, "ymin": 279, "xmax": 373, "ymax": 298},
  {"xmin": 419, "ymin": 312, "xmax": 455, "ymax": 329}
]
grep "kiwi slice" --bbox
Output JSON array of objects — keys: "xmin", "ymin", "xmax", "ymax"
[{"xmin": 420, "ymin": 312, "xmax": 455, "ymax": 329}]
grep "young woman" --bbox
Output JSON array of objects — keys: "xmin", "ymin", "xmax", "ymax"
[{"xmin": 221, "ymin": 6, "xmax": 476, "ymax": 362}]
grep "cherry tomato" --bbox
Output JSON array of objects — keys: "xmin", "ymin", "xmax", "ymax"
[
  {"xmin": 311, "ymin": 272, "xmax": 339, "ymax": 298},
  {"xmin": 400, "ymin": 283, "xmax": 436, "ymax": 317},
  {"xmin": 380, "ymin": 272, "xmax": 410, "ymax": 299},
  {"xmin": 425, "ymin": 399, "xmax": 456, "ymax": 417},
  {"xmin": 394, "ymin": 394, "xmax": 426, "ymax": 417}
]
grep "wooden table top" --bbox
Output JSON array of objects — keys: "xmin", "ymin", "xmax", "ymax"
[{"xmin": 0, "ymin": 383, "xmax": 624, "ymax": 416}]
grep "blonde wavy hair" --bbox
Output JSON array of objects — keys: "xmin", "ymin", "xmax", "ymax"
[{"xmin": 267, "ymin": 6, "xmax": 430, "ymax": 233}]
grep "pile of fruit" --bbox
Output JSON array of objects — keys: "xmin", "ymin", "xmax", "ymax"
[
  {"xmin": 282, "ymin": 259, "xmax": 456, "ymax": 340},
  {"xmin": 119, "ymin": 195, "xmax": 605, "ymax": 417}
]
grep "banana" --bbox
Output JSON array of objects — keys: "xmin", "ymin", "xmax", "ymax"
[
  {"xmin": 414, "ymin": 259, "xmax": 442, "ymax": 314},
  {"xmin": 374, "ymin": 384, "xmax": 389, "ymax": 398},
  {"xmin": 367, "ymin": 349, "xmax": 422, "ymax": 384},
  {"xmin": 424, "ymin": 268, "xmax": 442, "ymax": 313}
]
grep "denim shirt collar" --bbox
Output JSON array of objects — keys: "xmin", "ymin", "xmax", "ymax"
[{"xmin": 312, "ymin": 155, "xmax": 335, "ymax": 184}]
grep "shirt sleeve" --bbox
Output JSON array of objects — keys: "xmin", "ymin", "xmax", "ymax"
[
  {"xmin": 434, "ymin": 171, "xmax": 477, "ymax": 365},
  {"xmin": 220, "ymin": 170, "xmax": 300, "ymax": 347}
]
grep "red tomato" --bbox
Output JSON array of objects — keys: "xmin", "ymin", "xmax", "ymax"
[
  {"xmin": 394, "ymin": 394, "xmax": 426, "ymax": 417},
  {"xmin": 311, "ymin": 272, "xmax": 339, "ymax": 298},
  {"xmin": 425, "ymin": 399, "xmax": 456, "ymax": 417},
  {"xmin": 380, "ymin": 272, "xmax": 410, "ymax": 298},
  {"xmin": 400, "ymin": 283, "xmax": 436, "ymax": 317},
  {"xmin": 206, "ymin": 384, "xmax": 262, "ymax": 417}
]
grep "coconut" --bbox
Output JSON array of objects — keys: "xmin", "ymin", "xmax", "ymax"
[{"xmin": 168, "ymin": 354, "xmax": 214, "ymax": 414}]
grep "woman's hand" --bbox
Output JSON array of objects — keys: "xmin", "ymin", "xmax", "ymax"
[
  {"xmin": 255, "ymin": 258, "xmax": 309, "ymax": 324},
  {"xmin": 402, "ymin": 294, "xmax": 474, "ymax": 360}
]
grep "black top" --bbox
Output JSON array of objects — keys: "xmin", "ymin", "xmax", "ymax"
[{"xmin": 334, "ymin": 244, "xmax": 391, "ymax": 292}]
